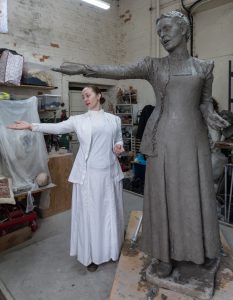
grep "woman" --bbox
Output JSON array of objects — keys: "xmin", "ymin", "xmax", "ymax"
[
  {"xmin": 8, "ymin": 85, "xmax": 125, "ymax": 272},
  {"xmin": 52, "ymin": 11, "xmax": 229, "ymax": 277}
]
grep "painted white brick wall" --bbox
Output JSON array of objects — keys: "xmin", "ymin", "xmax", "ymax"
[
  {"xmin": 3, "ymin": 0, "xmax": 118, "ymax": 65},
  {"xmin": 0, "ymin": 0, "xmax": 232, "ymax": 111},
  {"xmin": 117, "ymin": 0, "xmax": 233, "ymax": 110},
  {"xmin": 193, "ymin": 2, "xmax": 233, "ymax": 110},
  {"xmin": 116, "ymin": 0, "xmax": 157, "ymax": 112},
  {"xmin": 116, "ymin": 0, "xmax": 181, "ymax": 111},
  {"xmin": 0, "ymin": 0, "xmax": 119, "ymax": 107}
]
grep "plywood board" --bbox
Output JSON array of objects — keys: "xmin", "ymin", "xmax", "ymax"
[{"xmin": 110, "ymin": 211, "xmax": 233, "ymax": 300}]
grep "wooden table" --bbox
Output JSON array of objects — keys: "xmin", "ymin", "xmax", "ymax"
[
  {"xmin": 41, "ymin": 152, "xmax": 73, "ymax": 217},
  {"xmin": 215, "ymin": 140, "xmax": 233, "ymax": 150}
]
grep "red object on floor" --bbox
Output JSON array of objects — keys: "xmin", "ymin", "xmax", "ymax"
[{"xmin": 0, "ymin": 204, "xmax": 38, "ymax": 236}]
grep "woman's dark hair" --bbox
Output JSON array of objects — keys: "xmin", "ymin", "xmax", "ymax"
[{"xmin": 86, "ymin": 85, "xmax": 106, "ymax": 104}]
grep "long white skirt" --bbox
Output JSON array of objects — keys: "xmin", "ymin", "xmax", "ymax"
[{"xmin": 70, "ymin": 165, "xmax": 124, "ymax": 266}]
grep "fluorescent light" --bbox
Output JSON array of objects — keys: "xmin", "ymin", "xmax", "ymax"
[{"xmin": 81, "ymin": 0, "xmax": 110, "ymax": 10}]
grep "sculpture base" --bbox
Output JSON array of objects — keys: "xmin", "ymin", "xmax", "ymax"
[{"xmin": 146, "ymin": 258, "xmax": 220, "ymax": 300}]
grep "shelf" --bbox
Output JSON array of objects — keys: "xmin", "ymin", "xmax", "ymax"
[
  {"xmin": 116, "ymin": 101, "xmax": 135, "ymax": 152},
  {"xmin": 215, "ymin": 141, "xmax": 233, "ymax": 150},
  {"xmin": 219, "ymin": 220, "xmax": 233, "ymax": 229},
  {"xmin": 14, "ymin": 183, "xmax": 56, "ymax": 198},
  {"xmin": 116, "ymin": 103, "xmax": 133, "ymax": 106},
  {"xmin": 116, "ymin": 113, "xmax": 132, "ymax": 115},
  {"xmin": 38, "ymin": 109, "xmax": 58, "ymax": 113},
  {"xmin": 123, "ymin": 189, "xmax": 143, "ymax": 198},
  {"xmin": 48, "ymin": 152, "xmax": 73, "ymax": 158},
  {"xmin": 0, "ymin": 84, "xmax": 57, "ymax": 90}
]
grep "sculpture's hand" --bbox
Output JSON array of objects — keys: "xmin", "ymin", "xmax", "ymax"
[
  {"xmin": 51, "ymin": 63, "xmax": 86, "ymax": 75},
  {"xmin": 7, "ymin": 120, "xmax": 32, "ymax": 130},
  {"xmin": 207, "ymin": 126, "xmax": 222, "ymax": 152},
  {"xmin": 207, "ymin": 112, "xmax": 230, "ymax": 131}
]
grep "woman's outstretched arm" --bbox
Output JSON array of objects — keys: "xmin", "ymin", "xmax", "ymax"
[
  {"xmin": 7, "ymin": 117, "xmax": 75, "ymax": 135},
  {"xmin": 7, "ymin": 120, "xmax": 33, "ymax": 130}
]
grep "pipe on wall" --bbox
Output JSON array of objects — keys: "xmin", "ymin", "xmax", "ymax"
[
  {"xmin": 149, "ymin": 0, "xmax": 153, "ymax": 56},
  {"xmin": 0, "ymin": 0, "xmax": 8, "ymax": 33},
  {"xmin": 156, "ymin": 0, "xmax": 160, "ymax": 57},
  {"xmin": 181, "ymin": 0, "xmax": 206, "ymax": 56},
  {"xmin": 149, "ymin": 0, "xmax": 160, "ymax": 57}
]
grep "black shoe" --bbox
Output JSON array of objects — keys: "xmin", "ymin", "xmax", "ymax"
[{"xmin": 87, "ymin": 263, "xmax": 98, "ymax": 272}]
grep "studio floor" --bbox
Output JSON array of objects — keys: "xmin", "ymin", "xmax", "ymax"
[{"xmin": 0, "ymin": 191, "xmax": 143, "ymax": 300}]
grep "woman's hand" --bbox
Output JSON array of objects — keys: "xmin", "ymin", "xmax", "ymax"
[
  {"xmin": 113, "ymin": 144, "xmax": 125, "ymax": 156},
  {"xmin": 7, "ymin": 120, "xmax": 32, "ymax": 130}
]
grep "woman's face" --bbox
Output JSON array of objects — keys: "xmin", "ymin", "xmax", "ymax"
[
  {"xmin": 157, "ymin": 17, "xmax": 186, "ymax": 52},
  {"xmin": 82, "ymin": 87, "xmax": 101, "ymax": 111}
]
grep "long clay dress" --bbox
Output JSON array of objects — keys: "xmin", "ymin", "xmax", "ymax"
[
  {"xmin": 141, "ymin": 58, "xmax": 220, "ymax": 264},
  {"xmin": 77, "ymin": 55, "xmax": 221, "ymax": 264}
]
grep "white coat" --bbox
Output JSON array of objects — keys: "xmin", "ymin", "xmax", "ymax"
[{"xmin": 32, "ymin": 111, "xmax": 124, "ymax": 183}]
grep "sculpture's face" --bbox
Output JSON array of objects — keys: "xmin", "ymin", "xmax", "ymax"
[
  {"xmin": 157, "ymin": 17, "xmax": 186, "ymax": 52},
  {"xmin": 82, "ymin": 87, "xmax": 101, "ymax": 111}
]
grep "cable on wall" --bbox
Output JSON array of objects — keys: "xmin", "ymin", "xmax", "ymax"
[
  {"xmin": 181, "ymin": 0, "xmax": 205, "ymax": 56},
  {"xmin": 0, "ymin": 0, "xmax": 8, "ymax": 33}
]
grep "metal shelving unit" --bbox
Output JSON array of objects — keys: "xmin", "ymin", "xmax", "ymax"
[
  {"xmin": 116, "ymin": 103, "xmax": 134, "ymax": 152},
  {"xmin": 229, "ymin": 60, "xmax": 233, "ymax": 111}
]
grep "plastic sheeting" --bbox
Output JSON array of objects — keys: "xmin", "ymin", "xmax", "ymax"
[{"xmin": 0, "ymin": 97, "xmax": 49, "ymax": 192}]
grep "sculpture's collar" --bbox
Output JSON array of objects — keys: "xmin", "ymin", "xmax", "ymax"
[{"xmin": 168, "ymin": 53, "xmax": 191, "ymax": 61}]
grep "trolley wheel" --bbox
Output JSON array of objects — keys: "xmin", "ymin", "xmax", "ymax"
[{"xmin": 30, "ymin": 220, "xmax": 38, "ymax": 232}]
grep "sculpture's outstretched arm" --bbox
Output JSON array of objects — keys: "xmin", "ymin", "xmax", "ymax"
[{"xmin": 52, "ymin": 57, "xmax": 151, "ymax": 81}]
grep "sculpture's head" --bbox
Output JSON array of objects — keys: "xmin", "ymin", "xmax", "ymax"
[{"xmin": 156, "ymin": 11, "xmax": 190, "ymax": 52}]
